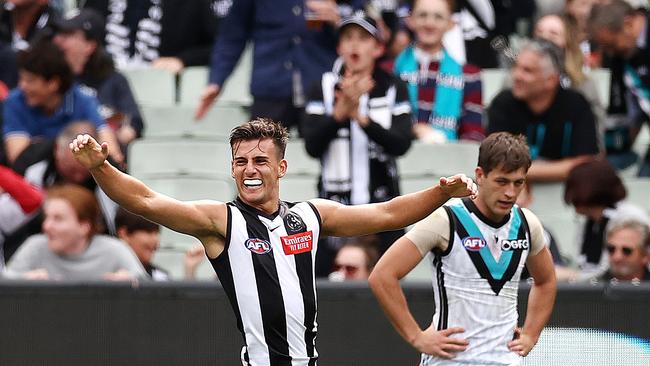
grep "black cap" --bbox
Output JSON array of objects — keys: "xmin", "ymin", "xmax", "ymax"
[
  {"xmin": 339, "ymin": 12, "xmax": 383, "ymax": 42},
  {"xmin": 54, "ymin": 9, "xmax": 105, "ymax": 43}
]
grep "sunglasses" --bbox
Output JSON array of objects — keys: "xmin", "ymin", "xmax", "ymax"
[
  {"xmin": 606, "ymin": 244, "xmax": 634, "ymax": 257},
  {"xmin": 333, "ymin": 264, "xmax": 361, "ymax": 275}
]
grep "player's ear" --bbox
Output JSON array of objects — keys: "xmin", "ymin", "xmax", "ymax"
[
  {"xmin": 475, "ymin": 167, "xmax": 485, "ymax": 185},
  {"xmin": 278, "ymin": 159, "xmax": 287, "ymax": 178}
]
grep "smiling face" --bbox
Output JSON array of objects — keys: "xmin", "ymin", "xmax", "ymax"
[
  {"xmin": 42, "ymin": 198, "xmax": 90, "ymax": 255},
  {"xmin": 18, "ymin": 70, "xmax": 60, "ymax": 108},
  {"xmin": 534, "ymin": 15, "xmax": 567, "ymax": 49},
  {"xmin": 475, "ymin": 165, "xmax": 527, "ymax": 222},
  {"xmin": 231, "ymin": 138, "xmax": 287, "ymax": 213},
  {"xmin": 408, "ymin": 0, "xmax": 454, "ymax": 52}
]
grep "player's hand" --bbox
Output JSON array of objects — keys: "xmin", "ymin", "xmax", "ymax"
[
  {"xmin": 507, "ymin": 327, "xmax": 537, "ymax": 357},
  {"xmin": 412, "ymin": 325, "xmax": 468, "ymax": 359},
  {"xmin": 69, "ymin": 134, "xmax": 109, "ymax": 170},
  {"xmin": 195, "ymin": 84, "xmax": 221, "ymax": 120},
  {"xmin": 439, "ymin": 174, "xmax": 478, "ymax": 199},
  {"xmin": 184, "ymin": 245, "xmax": 206, "ymax": 279}
]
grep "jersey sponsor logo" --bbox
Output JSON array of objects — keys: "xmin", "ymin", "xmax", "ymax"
[
  {"xmin": 281, "ymin": 231, "xmax": 313, "ymax": 255},
  {"xmin": 462, "ymin": 237, "xmax": 486, "ymax": 251},
  {"xmin": 244, "ymin": 238, "xmax": 272, "ymax": 254},
  {"xmin": 500, "ymin": 238, "xmax": 529, "ymax": 251}
]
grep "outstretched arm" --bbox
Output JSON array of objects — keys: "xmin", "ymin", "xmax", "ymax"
[
  {"xmin": 69, "ymin": 135, "xmax": 227, "ymax": 250},
  {"xmin": 508, "ymin": 247, "xmax": 556, "ymax": 356},
  {"xmin": 313, "ymin": 174, "xmax": 477, "ymax": 237},
  {"xmin": 369, "ymin": 237, "xmax": 469, "ymax": 358}
]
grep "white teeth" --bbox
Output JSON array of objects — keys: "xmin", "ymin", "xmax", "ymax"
[{"xmin": 244, "ymin": 179, "xmax": 262, "ymax": 187}]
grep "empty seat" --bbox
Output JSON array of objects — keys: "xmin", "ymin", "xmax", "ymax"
[
  {"xmin": 128, "ymin": 138, "xmax": 232, "ymax": 179},
  {"xmin": 280, "ymin": 176, "xmax": 319, "ymax": 203},
  {"xmin": 398, "ymin": 141, "xmax": 479, "ymax": 178},
  {"xmin": 284, "ymin": 140, "xmax": 321, "ymax": 176},
  {"xmin": 481, "ymin": 68, "xmax": 507, "ymax": 106},
  {"xmin": 141, "ymin": 105, "xmax": 249, "ymax": 139},
  {"xmin": 122, "ymin": 68, "xmax": 176, "ymax": 106},
  {"xmin": 624, "ymin": 177, "xmax": 650, "ymax": 214},
  {"xmin": 179, "ymin": 44, "xmax": 253, "ymax": 107}
]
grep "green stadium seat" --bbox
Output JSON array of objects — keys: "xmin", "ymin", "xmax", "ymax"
[
  {"xmin": 128, "ymin": 138, "xmax": 232, "ymax": 179},
  {"xmin": 398, "ymin": 141, "xmax": 480, "ymax": 179},
  {"xmin": 179, "ymin": 44, "xmax": 253, "ymax": 107},
  {"xmin": 481, "ymin": 68, "xmax": 507, "ymax": 106},
  {"xmin": 141, "ymin": 105, "xmax": 249, "ymax": 139},
  {"xmin": 122, "ymin": 68, "xmax": 176, "ymax": 106},
  {"xmin": 284, "ymin": 140, "xmax": 321, "ymax": 176}
]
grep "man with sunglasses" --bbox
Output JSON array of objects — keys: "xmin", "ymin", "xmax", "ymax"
[
  {"xmin": 602, "ymin": 218, "xmax": 650, "ymax": 282},
  {"xmin": 487, "ymin": 39, "xmax": 600, "ymax": 183}
]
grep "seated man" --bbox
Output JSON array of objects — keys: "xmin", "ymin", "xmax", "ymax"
[
  {"xmin": 302, "ymin": 13, "xmax": 413, "ymax": 274},
  {"xmin": 601, "ymin": 218, "xmax": 650, "ymax": 282},
  {"xmin": 487, "ymin": 39, "xmax": 600, "ymax": 182},
  {"xmin": 2, "ymin": 40, "xmax": 120, "ymax": 164},
  {"xmin": 395, "ymin": 0, "xmax": 483, "ymax": 143},
  {"xmin": 5, "ymin": 184, "xmax": 146, "ymax": 281},
  {"xmin": 115, "ymin": 207, "xmax": 205, "ymax": 281}
]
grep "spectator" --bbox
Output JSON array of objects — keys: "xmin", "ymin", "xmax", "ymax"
[
  {"xmin": 52, "ymin": 9, "xmax": 144, "ymax": 153},
  {"xmin": 533, "ymin": 14, "xmax": 606, "ymax": 149},
  {"xmin": 0, "ymin": 43, "xmax": 18, "ymax": 90},
  {"xmin": 0, "ymin": 0, "xmax": 59, "ymax": 51},
  {"xmin": 0, "ymin": 164, "xmax": 43, "ymax": 269},
  {"xmin": 487, "ymin": 39, "xmax": 600, "ymax": 182},
  {"xmin": 329, "ymin": 236, "xmax": 380, "ymax": 281},
  {"xmin": 565, "ymin": 0, "xmax": 600, "ymax": 67},
  {"xmin": 395, "ymin": 0, "xmax": 484, "ymax": 144},
  {"xmin": 4, "ymin": 184, "xmax": 146, "ymax": 281},
  {"xmin": 195, "ymin": 0, "xmax": 364, "ymax": 132},
  {"xmin": 588, "ymin": 0, "xmax": 650, "ymax": 176},
  {"xmin": 564, "ymin": 159, "xmax": 650, "ymax": 280},
  {"xmin": 601, "ymin": 218, "xmax": 650, "ymax": 282},
  {"xmin": 302, "ymin": 14, "xmax": 412, "ymax": 275},
  {"xmin": 82, "ymin": 0, "xmax": 219, "ymax": 73},
  {"xmin": 114, "ymin": 207, "xmax": 206, "ymax": 280},
  {"xmin": 3, "ymin": 121, "xmax": 120, "ymax": 260},
  {"xmin": 2, "ymin": 40, "xmax": 121, "ymax": 164}
]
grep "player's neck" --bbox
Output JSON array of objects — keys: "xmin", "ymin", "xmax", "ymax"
[{"xmin": 473, "ymin": 197, "xmax": 507, "ymax": 224}]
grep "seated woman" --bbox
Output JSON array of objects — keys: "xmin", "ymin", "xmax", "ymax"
[
  {"xmin": 564, "ymin": 159, "xmax": 650, "ymax": 280},
  {"xmin": 4, "ymin": 184, "xmax": 147, "ymax": 281}
]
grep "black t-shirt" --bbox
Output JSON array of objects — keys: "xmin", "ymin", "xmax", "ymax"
[{"xmin": 487, "ymin": 88, "xmax": 599, "ymax": 160}]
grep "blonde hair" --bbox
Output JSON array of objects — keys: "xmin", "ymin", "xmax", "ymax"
[{"xmin": 563, "ymin": 15, "xmax": 586, "ymax": 86}]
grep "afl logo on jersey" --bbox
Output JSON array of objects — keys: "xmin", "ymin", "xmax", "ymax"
[
  {"xmin": 245, "ymin": 238, "xmax": 272, "ymax": 254},
  {"xmin": 462, "ymin": 237, "xmax": 486, "ymax": 251}
]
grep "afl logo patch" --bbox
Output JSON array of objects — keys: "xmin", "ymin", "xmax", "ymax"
[
  {"xmin": 245, "ymin": 238, "xmax": 272, "ymax": 254},
  {"xmin": 462, "ymin": 237, "xmax": 486, "ymax": 251}
]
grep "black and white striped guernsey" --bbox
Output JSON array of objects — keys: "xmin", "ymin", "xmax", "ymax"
[{"xmin": 209, "ymin": 198, "xmax": 322, "ymax": 366}]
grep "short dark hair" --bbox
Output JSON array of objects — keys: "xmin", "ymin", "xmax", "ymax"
[
  {"xmin": 114, "ymin": 207, "xmax": 160, "ymax": 234},
  {"xmin": 17, "ymin": 40, "xmax": 73, "ymax": 94},
  {"xmin": 478, "ymin": 132, "xmax": 532, "ymax": 175},
  {"xmin": 564, "ymin": 160, "xmax": 626, "ymax": 207},
  {"xmin": 230, "ymin": 118, "xmax": 290, "ymax": 159},
  {"xmin": 588, "ymin": 0, "xmax": 635, "ymax": 35}
]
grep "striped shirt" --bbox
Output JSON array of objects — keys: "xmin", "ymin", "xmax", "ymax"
[
  {"xmin": 406, "ymin": 198, "xmax": 545, "ymax": 366},
  {"xmin": 209, "ymin": 198, "xmax": 321, "ymax": 366}
]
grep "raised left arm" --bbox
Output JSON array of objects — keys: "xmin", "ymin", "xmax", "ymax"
[
  {"xmin": 508, "ymin": 247, "xmax": 557, "ymax": 356},
  {"xmin": 313, "ymin": 174, "xmax": 476, "ymax": 237}
]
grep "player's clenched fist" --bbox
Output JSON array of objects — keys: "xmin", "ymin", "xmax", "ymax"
[{"xmin": 69, "ymin": 134, "xmax": 109, "ymax": 170}]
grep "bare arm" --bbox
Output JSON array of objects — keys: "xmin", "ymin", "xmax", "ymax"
[
  {"xmin": 526, "ymin": 155, "xmax": 593, "ymax": 182},
  {"xmin": 70, "ymin": 134, "xmax": 227, "ymax": 257},
  {"xmin": 508, "ymin": 247, "xmax": 557, "ymax": 356},
  {"xmin": 4, "ymin": 135, "xmax": 31, "ymax": 164},
  {"xmin": 369, "ymin": 237, "xmax": 468, "ymax": 358},
  {"xmin": 314, "ymin": 175, "xmax": 476, "ymax": 237}
]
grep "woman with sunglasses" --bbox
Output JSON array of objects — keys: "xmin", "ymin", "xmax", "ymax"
[{"xmin": 564, "ymin": 159, "xmax": 650, "ymax": 280}]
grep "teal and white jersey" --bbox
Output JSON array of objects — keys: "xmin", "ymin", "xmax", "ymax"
[{"xmin": 406, "ymin": 198, "xmax": 545, "ymax": 366}]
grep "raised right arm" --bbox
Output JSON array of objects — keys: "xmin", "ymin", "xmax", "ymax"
[{"xmin": 70, "ymin": 134, "xmax": 227, "ymax": 253}]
